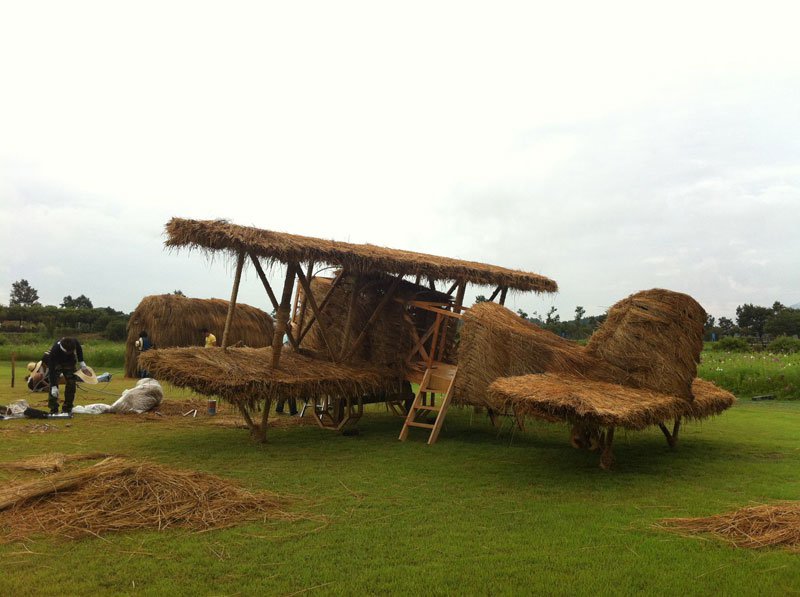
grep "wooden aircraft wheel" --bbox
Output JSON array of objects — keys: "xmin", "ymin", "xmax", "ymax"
[{"xmin": 312, "ymin": 395, "xmax": 364, "ymax": 431}]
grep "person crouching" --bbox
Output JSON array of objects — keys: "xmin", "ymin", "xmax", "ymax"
[{"xmin": 43, "ymin": 337, "xmax": 92, "ymax": 414}]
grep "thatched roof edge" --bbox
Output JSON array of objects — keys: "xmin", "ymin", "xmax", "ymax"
[{"xmin": 164, "ymin": 218, "xmax": 558, "ymax": 293}]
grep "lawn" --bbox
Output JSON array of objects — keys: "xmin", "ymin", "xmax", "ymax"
[{"xmin": 1, "ymin": 363, "xmax": 799, "ymax": 596}]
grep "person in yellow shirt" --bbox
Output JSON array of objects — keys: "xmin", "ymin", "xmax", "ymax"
[{"xmin": 202, "ymin": 328, "xmax": 217, "ymax": 348}]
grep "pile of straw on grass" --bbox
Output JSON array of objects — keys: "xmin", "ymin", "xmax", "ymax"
[
  {"xmin": 125, "ymin": 294, "xmax": 274, "ymax": 377},
  {"xmin": 138, "ymin": 346, "xmax": 401, "ymax": 409},
  {"xmin": 0, "ymin": 452, "xmax": 111, "ymax": 474},
  {"xmin": 660, "ymin": 502, "xmax": 800, "ymax": 551},
  {"xmin": 0, "ymin": 457, "xmax": 300, "ymax": 542}
]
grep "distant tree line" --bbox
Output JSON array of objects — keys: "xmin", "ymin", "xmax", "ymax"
[
  {"xmin": 705, "ymin": 301, "xmax": 800, "ymax": 343},
  {"xmin": 2, "ymin": 279, "xmax": 129, "ymax": 340},
  {"xmin": 474, "ymin": 295, "xmax": 800, "ymax": 345}
]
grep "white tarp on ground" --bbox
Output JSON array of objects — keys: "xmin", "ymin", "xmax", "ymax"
[{"xmin": 72, "ymin": 379, "xmax": 164, "ymax": 415}]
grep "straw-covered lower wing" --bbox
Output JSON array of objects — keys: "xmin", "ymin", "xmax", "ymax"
[
  {"xmin": 138, "ymin": 347, "xmax": 401, "ymax": 408},
  {"xmin": 488, "ymin": 375, "xmax": 735, "ymax": 430}
]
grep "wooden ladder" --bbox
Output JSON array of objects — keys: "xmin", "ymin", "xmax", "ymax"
[{"xmin": 399, "ymin": 362, "xmax": 457, "ymax": 445}]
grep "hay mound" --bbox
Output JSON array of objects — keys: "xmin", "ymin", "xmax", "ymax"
[
  {"xmin": 0, "ymin": 457, "xmax": 297, "ymax": 542},
  {"xmin": 660, "ymin": 502, "xmax": 800, "ymax": 551}
]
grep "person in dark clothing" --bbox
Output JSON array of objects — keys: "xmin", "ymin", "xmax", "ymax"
[
  {"xmin": 135, "ymin": 331, "xmax": 153, "ymax": 377},
  {"xmin": 42, "ymin": 337, "xmax": 91, "ymax": 414}
]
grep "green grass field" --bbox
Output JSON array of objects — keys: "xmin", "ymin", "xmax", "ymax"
[{"xmin": 1, "ymin": 363, "xmax": 799, "ymax": 596}]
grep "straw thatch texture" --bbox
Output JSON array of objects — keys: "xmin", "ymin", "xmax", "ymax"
[
  {"xmin": 487, "ymin": 375, "xmax": 735, "ymax": 430},
  {"xmin": 660, "ymin": 502, "xmax": 800, "ymax": 551},
  {"xmin": 586, "ymin": 288, "xmax": 705, "ymax": 400},
  {"xmin": 454, "ymin": 289, "xmax": 734, "ymax": 430},
  {"xmin": 0, "ymin": 452, "xmax": 111, "ymax": 474},
  {"xmin": 299, "ymin": 274, "xmax": 441, "ymax": 370},
  {"xmin": 453, "ymin": 301, "xmax": 617, "ymax": 409},
  {"xmin": 0, "ymin": 457, "xmax": 304, "ymax": 542},
  {"xmin": 125, "ymin": 294, "xmax": 274, "ymax": 377},
  {"xmin": 138, "ymin": 346, "xmax": 401, "ymax": 408},
  {"xmin": 164, "ymin": 217, "xmax": 558, "ymax": 293}
]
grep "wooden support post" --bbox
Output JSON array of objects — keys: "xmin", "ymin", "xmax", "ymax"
[
  {"xmin": 221, "ymin": 251, "xmax": 245, "ymax": 349},
  {"xmin": 293, "ymin": 261, "xmax": 314, "ymax": 336},
  {"xmin": 427, "ymin": 313, "xmax": 443, "ymax": 368},
  {"xmin": 255, "ymin": 398, "xmax": 273, "ymax": 443},
  {"xmin": 488, "ymin": 286, "xmax": 502, "ymax": 302},
  {"xmin": 499, "ymin": 287, "xmax": 508, "ymax": 306},
  {"xmin": 600, "ymin": 427, "xmax": 615, "ymax": 470},
  {"xmin": 250, "ymin": 254, "xmax": 299, "ymax": 350},
  {"xmin": 271, "ymin": 264, "xmax": 297, "ymax": 369},
  {"xmin": 294, "ymin": 265, "xmax": 339, "ymax": 362},
  {"xmin": 296, "ymin": 270, "xmax": 345, "ymax": 345},
  {"xmin": 453, "ymin": 281, "xmax": 467, "ymax": 314},
  {"xmin": 343, "ymin": 277, "xmax": 401, "ymax": 362},
  {"xmin": 11, "ymin": 352, "xmax": 16, "ymax": 388},
  {"xmin": 339, "ymin": 274, "xmax": 362, "ymax": 360},
  {"xmin": 445, "ymin": 281, "xmax": 458, "ymax": 296}
]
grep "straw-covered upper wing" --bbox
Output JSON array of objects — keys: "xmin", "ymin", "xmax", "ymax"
[
  {"xmin": 138, "ymin": 346, "xmax": 402, "ymax": 408},
  {"xmin": 487, "ymin": 375, "xmax": 735, "ymax": 430},
  {"xmin": 164, "ymin": 218, "xmax": 558, "ymax": 293}
]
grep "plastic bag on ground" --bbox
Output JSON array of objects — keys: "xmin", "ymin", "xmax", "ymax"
[{"xmin": 109, "ymin": 378, "xmax": 164, "ymax": 414}]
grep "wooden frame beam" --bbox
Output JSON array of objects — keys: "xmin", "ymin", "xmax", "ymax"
[
  {"xmin": 296, "ymin": 270, "xmax": 345, "ymax": 346},
  {"xmin": 221, "ymin": 251, "xmax": 246, "ymax": 349},
  {"xmin": 342, "ymin": 277, "xmax": 402, "ymax": 362},
  {"xmin": 294, "ymin": 264, "xmax": 339, "ymax": 362},
  {"xmin": 249, "ymin": 253, "xmax": 299, "ymax": 350},
  {"xmin": 271, "ymin": 263, "xmax": 297, "ymax": 369}
]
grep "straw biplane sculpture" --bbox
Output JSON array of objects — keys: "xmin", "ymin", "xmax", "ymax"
[
  {"xmin": 454, "ymin": 289, "xmax": 735, "ymax": 468},
  {"xmin": 138, "ymin": 218, "xmax": 558, "ymax": 442}
]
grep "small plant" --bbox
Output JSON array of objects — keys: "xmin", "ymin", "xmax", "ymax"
[
  {"xmin": 767, "ymin": 336, "xmax": 800, "ymax": 354},
  {"xmin": 712, "ymin": 336, "xmax": 751, "ymax": 352}
]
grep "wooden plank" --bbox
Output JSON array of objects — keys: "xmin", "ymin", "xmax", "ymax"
[
  {"xmin": 426, "ymin": 313, "xmax": 443, "ymax": 369},
  {"xmin": 499, "ymin": 287, "xmax": 508, "ymax": 306},
  {"xmin": 221, "ymin": 251, "xmax": 245, "ymax": 349},
  {"xmin": 428, "ymin": 372, "xmax": 457, "ymax": 444},
  {"xmin": 453, "ymin": 281, "xmax": 467, "ymax": 314},
  {"xmin": 407, "ymin": 421, "xmax": 435, "ymax": 429},
  {"xmin": 489, "ymin": 286, "xmax": 502, "ymax": 302}
]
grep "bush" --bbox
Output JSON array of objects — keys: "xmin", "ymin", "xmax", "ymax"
[
  {"xmin": 767, "ymin": 336, "xmax": 800, "ymax": 354},
  {"xmin": 104, "ymin": 320, "xmax": 127, "ymax": 341},
  {"xmin": 712, "ymin": 336, "xmax": 751, "ymax": 352}
]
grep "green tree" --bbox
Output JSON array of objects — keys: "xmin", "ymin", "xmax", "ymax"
[
  {"xmin": 10, "ymin": 279, "xmax": 40, "ymax": 307},
  {"xmin": 718, "ymin": 316, "xmax": 735, "ymax": 336},
  {"xmin": 61, "ymin": 294, "xmax": 94, "ymax": 309},
  {"xmin": 173, "ymin": 290, "xmax": 186, "ymax": 296},
  {"xmin": 474, "ymin": 294, "xmax": 487, "ymax": 304},
  {"xmin": 545, "ymin": 306, "xmax": 559, "ymax": 325},
  {"xmin": 736, "ymin": 304, "xmax": 772, "ymax": 338},
  {"xmin": 765, "ymin": 308, "xmax": 800, "ymax": 337},
  {"xmin": 516, "ymin": 308, "xmax": 529, "ymax": 320}
]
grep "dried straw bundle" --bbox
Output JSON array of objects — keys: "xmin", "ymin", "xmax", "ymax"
[
  {"xmin": 138, "ymin": 346, "xmax": 401, "ymax": 409},
  {"xmin": 660, "ymin": 502, "xmax": 800, "ymax": 551},
  {"xmin": 164, "ymin": 217, "xmax": 558, "ymax": 293},
  {"xmin": 488, "ymin": 375, "xmax": 734, "ymax": 430},
  {"xmin": 586, "ymin": 289, "xmax": 705, "ymax": 400},
  {"xmin": 125, "ymin": 294, "xmax": 274, "ymax": 377},
  {"xmin": 456, "ymin": 289, "xmax": 734, "ymax": 430},
  {"xmin": 0, "ymin": 457, "xmax": 298, "ymax": 542},
  {"xmin": 0, "ymin": 452, "xmax": 111, "ymax": 474},
  {"xmin": 301, "ymin": 275, "xmax": 418, "ymax": 370},
  {"xmin": 453, "ymin": 301, "xmax": 615, "ymax": 409}
]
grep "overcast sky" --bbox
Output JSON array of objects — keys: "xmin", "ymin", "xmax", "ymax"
[{"xmin": 2, "ymin": 1, "xmax": 799, "ymax": 321}]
